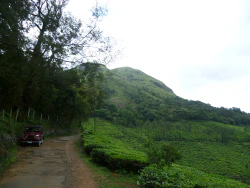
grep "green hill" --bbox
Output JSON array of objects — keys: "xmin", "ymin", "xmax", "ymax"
[
  {"xmin": 91, "ymin": 66, "xmax": 250, "ymax": 185},
  {"xmin": 98, "ymin": 66, "xmax": 250, "ymax": 126},
  {"xmin": 102, "ymin": 66, "xmax": 174, "ymax": 107}
]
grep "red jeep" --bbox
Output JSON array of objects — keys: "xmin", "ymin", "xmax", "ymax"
[{"xmin": 21, "ymin": 125, "xmax": 44, "ymax": 146}]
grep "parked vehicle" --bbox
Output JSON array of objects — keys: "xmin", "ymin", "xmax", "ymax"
[{"xmin": 21, "ymin": 125, "xmax": 44, "ymax": 146}]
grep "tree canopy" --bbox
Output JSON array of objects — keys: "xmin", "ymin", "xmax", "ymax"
[{"xmin": 0, "ymin": 0, "xmax": 115, "ymax": 124}]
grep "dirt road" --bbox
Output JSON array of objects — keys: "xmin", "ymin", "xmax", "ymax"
[{"xmin": 0, "ymin": 135, "xmax": 98, "ymax": 188}]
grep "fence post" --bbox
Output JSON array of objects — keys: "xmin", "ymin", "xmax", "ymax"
[
  {"xmin": 33, "ymin": 111, "xmax": 35, "ymax": 119},
  {"xmin": 94, "ymin": 117, "xmax": 96, "ymax": 132},
  {"xmin": 9, "ymin": 109, "xmax": 12, "ymax": 128},
  {"xmin": 40, "ymin": 114, "xmax": 42, "ymax": 120},
  {"xmin": 48, "ymin": 115, "xmax": 49, "ymax": 121},
  {"xmin": 3, "ymin": 110, "xmax": 4, "ymax": 121},
  {"xmin": 16, "ymin": 109, "xmax": 19, "ymax": 121},
  {"xmin": 27, "ymin": 108, "xmax": 30, "ymax": 119}
]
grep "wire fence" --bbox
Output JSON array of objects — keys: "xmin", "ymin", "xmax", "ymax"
[{"xmin": 1, "ymin": 108, "xmax": 59, "ymax": 122}]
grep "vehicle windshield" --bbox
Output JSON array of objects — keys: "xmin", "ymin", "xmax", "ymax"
[{"xmin": 25, "ymin": 128, "xmax": 41, "ymax": 132}]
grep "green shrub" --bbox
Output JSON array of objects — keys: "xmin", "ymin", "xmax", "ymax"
[
  {"xmin": 137, "ymin": 164, "xmax": 197, "ymax": 188},
  {"xmin": 84, "ymin": 144, "xmax": 103, "ymax": 155},
  {"xmin": 90, "ymin": 148, "xmax": 106, "ymax": 165},
  {"xmin": 88, "ymin": 147, "xmax": 148, "ymax": 173},
  {"xmin": 137, "ymin": 164, "xmax": 169, "ymax": 188},
  {"xmin": 146, "ymin": 142, "xmax": 181, "ymax": 167}
]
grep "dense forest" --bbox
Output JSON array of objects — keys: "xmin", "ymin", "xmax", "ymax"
[{"xmin": 0, "ymin": 0, "xmax": 114, "ymax": 124}]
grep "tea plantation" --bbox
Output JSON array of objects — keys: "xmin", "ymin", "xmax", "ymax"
[{"xmin": 81, "ymin": 118, "xmax": 250, "ymax": 187}]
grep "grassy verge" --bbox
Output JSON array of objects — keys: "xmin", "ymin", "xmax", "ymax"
[{"xmin": 0, "ymin": 145, "xmax": 18, "ymax": 175}]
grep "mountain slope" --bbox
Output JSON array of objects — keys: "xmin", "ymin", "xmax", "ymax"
[
  {"xmin": 113, "ymin": 67, "xmax": 174, "ymax": 94},
  {"xmin": 95, "ymin": 66, "xmax": 250, "ymax": 185},
  {"xmin": 98, "ymin": 66, "xmax": 250, "ymax": 126},
  {"xmin": 103, "ymin": 67, "xmax": 175, "ymax": 106}
]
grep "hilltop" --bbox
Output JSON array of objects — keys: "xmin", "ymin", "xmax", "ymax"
[{"xmin": 97, "ymin": 66, "xmax": 250, "ymax": 126}]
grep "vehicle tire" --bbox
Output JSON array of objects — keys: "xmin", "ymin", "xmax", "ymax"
[{"xmin": 37, "ymin": 142, "xmax": 41, "ymax": 147}]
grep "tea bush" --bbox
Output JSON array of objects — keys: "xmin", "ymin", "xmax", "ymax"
[
  {"xmin": 82, "ymin": 134, "xmax": 148, "ymax": 172},
  {"xmin": 82, "ymin": 119, "xmax": 250, "ymax": 187},
  {"xmin": 137, "ymin": 164, "xmax": 169, "ymax": 188},
  {"xmin": 137, "ymin": 164, "xmax": 250, "ymax": 188},
  {"xmin": 138, "ymin": 164, "xmax": 206, "ymax": 188},
  {"xmin": 90, "ymin": 147, "xmax": 148, "ymax": 172},
  {"xmin": 81, "ymin": 119, "xmax": 148, "ymax": 173},
  {"xmin": 146, "ymin": 141, "xmax": 181, "ymax": 167}
]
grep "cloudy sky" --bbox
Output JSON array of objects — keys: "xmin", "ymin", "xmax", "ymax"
[{"xmin": 67, "ymin": 0, "xmax": 250, "ymax": 113}]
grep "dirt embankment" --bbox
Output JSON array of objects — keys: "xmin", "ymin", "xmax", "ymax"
[{"xmin": 0, "ymin": 135, "xmax": 98, "ymax": 188}]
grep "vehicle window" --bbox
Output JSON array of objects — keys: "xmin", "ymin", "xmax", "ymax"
[{"xmin": 26, "ymin": 128, "xmax": 41, "ymax": 132}]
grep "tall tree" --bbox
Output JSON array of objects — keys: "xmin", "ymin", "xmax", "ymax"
[
  {"xmin": 22, "ymin": 0, "xmax": 112, "ymax": 108},
  {"xmin": 0, "ymin": 0, "xmax": 116, "ymax": 120},
  {"xmin": 0, "ymin": 0, "xmax": 30, "ymax": 109}
]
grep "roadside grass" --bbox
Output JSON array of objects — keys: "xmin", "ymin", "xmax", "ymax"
[{"xmin": 0, "ymin": 146, "xmax": 18, "ymax": 175}]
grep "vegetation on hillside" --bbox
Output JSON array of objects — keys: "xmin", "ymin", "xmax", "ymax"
[
  {"xmin": 81, "ymin": 119, "xmax": 250, "ymax": 187},
  {"xmin": 91, "ymin": 67, "xmax": 250, "ymax": 186},
  {"xmin": 98, "ymin": 67, "xmax": 250, "ymax": 126}
]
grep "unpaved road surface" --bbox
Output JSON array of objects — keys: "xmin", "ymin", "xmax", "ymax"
[{"xmin": 0, "ymin": 135, "xmax": 98, "ymax": 188}]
